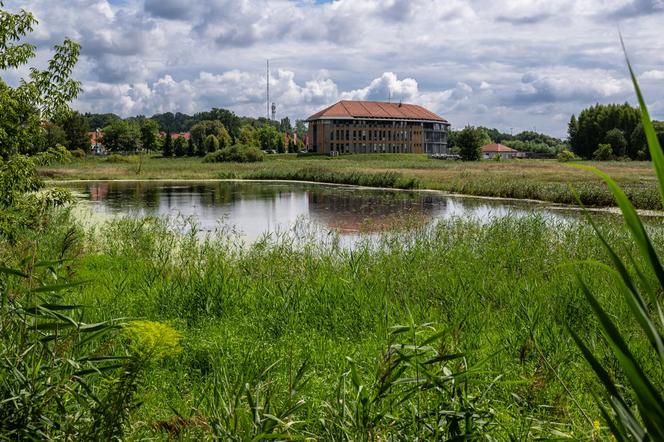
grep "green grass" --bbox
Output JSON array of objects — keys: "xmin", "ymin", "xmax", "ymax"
[
  {"xmin": 3, "ymin": 209, "xmax": 662, "ymax": 439},
  {"xmin": 39, "ymin": 154, "xmax": 662, "ymax": 209}
]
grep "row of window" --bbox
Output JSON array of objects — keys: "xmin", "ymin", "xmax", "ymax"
[
  {"xmin": 330, "ymin": 143, "xmax": 414, "ymax": 153},
  {"xmin": 330, "ymin": 129, "xmax": 413, "ymax": 142}
]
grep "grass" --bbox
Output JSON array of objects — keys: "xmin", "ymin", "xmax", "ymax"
[
  {"xmin": 39, "ymin": 154, "xmax": 662, "ymax": 209},
  {"xmin": 3, "ymin": 208, "xmax": 662, "ymax": 439}
]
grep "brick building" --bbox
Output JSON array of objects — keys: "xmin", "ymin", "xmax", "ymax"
[{"xmin": 306, "ymin": 100, "xmax": 450, "ymax": 154}]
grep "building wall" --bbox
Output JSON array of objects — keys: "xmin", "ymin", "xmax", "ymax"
[{"xmin": 307, "ymin": 119, "xmax": 449, "ymax": 154}]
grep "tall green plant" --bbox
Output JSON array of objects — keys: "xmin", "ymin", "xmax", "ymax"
[{"xmin": 569, "ymin": 43, "xmax": 664, "ymax": 440}]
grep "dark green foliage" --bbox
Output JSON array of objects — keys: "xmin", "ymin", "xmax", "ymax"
[
  {"xmin": 191, "ymin": 120, "xmax": 231, "ymax": 149},
  {"xmin": 57, "ymin": 111, "xmax": 90, "ymax": 151},
  {"xmin": 279, "ymin": 116, "xmax": 292, "ymax": 133},
  {"xmin": 630, "ymin": 120, "xmax": 664, "ymax": 160},
  {"xmin": 102, "ymin": 119, "xmax": 140, "ymax": 152},
  {"xmin": 456, "ymin": 126, "xmax": 483, "ymax": 161},
  {"xmin": 83, "ymin": 112, "xmax": 120, "ymax": 130},
  {"xmin": 187, "ymin": 136, "xmax": 195, "ymax": 156},
  {"xmin": 195, "ymin": 108, "xmax": 242, "ymax": 139},
  {"xmin": 593, "ymin": 143, "xmax": 614, "ymax": 160},
  {"xmin": 204, "ymin": 134, "xmax": 219, "ymax": 153},
  {"xmin": 203, "ymin": 144, "xmax": 264, "ymax": 163},
  {"xmin": 140, "ymin": 118, "xmax": 159, "ymax": 151},
  {"xmin": 604, "ymin": 128, "xmax": 628, "ymax": 157},
  {"xmin": 569, "ymin": 103, "xmax": 641, "ymax": 159},
  {"xmin": 256, "ymin": 125, "xmax": 282, "ymax": 151},
  {"xmin": 162, "ymin": 131, "xmax": 173, "ymax": 157},
  {"xmin": 41, "ymin": 120, "xmax": 67, "ymax": 150},
  {"xmin": 174, "ymin": 136, "xmax": 187, "ymax": 157}
]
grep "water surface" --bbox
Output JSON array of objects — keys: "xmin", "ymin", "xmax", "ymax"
[{"xmin": 66, "ymin": 180, "xmax": 583, "ymax": 241}]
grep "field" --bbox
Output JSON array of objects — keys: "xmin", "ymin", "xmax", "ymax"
[
  {"xmin": 39, "ymin": 154, "xmax": 662, "ymax": 209},
  {"xmin": 3, "ymin": 208, "xmax": 662, "ymax": 440}
]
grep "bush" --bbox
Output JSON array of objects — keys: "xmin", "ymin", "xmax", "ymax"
[
  {"xmin": 557, "ymin": 149, "xmax": 576, "ymax": 162},
  {"xmin": 71, "ymin": 148, "xmax": 86, "ymax": 159},
  {"xmin": 203, "ymin": 144, "xmax": 264, "ymax": 163},
  {"xmin": 592, "ymin": 143, "xmax": 613, "ymax": 161}
]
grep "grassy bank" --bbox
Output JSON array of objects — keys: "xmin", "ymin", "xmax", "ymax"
[
  {"xmin": 39, "ymin": 154, "xmax": 661, "ymax": 209},
  {"xmin": 3, "ymin": 210, "xmax": 661, "ymax": 440}
]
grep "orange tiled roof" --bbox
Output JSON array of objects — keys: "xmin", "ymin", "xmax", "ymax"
[
  {"xmin": 307, "ymin": 100, "xmax": 447, "ymax": 122},
  {"xmin": 481, "ymin": 143, "xmax": 518, "ymax": 153}
]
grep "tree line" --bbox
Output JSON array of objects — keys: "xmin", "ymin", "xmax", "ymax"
[{"xmin": 568, "ymin": 102, "xmax": 664, "ymax": 160}]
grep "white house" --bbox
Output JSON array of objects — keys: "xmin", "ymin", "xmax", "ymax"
[{"xmin": 481, "ymin": 143, "xmax": 519, "ymax": 160}]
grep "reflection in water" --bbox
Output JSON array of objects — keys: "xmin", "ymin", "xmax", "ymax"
[{"xmin": 66, "ymin": 180, "xmax": 578, "ymax": 242}]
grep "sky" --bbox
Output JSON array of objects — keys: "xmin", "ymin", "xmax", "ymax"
[{"xmin": 2, "ymin": 0, "xmax": 664, "ymax": 137}]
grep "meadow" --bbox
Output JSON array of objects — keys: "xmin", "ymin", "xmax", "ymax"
[
  {"xmin": 39, "ymin": 154, "xmax": 662, "ymax": 209},
  {"xmin": 3, "ymin": 207, "xmax": 661, "ymax": 440}
]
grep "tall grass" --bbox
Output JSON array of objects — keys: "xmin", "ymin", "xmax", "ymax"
[
  {"xmin": 2, "ymin": 209, "xmax": 653, "ymax": 439},
  {"xmin": 567, "ymin": 46, "xmax": 664, "ymax": 440}
]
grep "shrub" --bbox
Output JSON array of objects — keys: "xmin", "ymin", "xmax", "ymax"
[
  {"xmin": 592, "ymin": 143, "xmax": 613, "ymax": 161},
  {"xmin": 557, "ymin": 148, "xmax": 576, "ymax": 162},
  {"xmin": 203, "ymin": 144, "xmax": 264, "ymax": 163},
  {"xmin": 71, "ymin": 148, "xmax": 86, "ymax": 158}
]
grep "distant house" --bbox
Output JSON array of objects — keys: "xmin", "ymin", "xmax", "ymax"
[
  {"xmin": 89, "ymin": 130, "xmax": 105, "ymax": 155},
  {"xmin": 481, "ymin": 143, "xmax": 519, "ymax": 160},
  {"xmin": 160, "ymin": 131, "xmax": 191, "ymax": 140}
]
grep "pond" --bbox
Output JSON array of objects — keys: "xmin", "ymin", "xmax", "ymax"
[{"xmin": 64, "ymin": 180, "xmax": 588, "ymax": 242}]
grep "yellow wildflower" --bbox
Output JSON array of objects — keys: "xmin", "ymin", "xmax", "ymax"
[{"xmin": 122, "ymin": 320, "xmax": 182, "ymax": 361}]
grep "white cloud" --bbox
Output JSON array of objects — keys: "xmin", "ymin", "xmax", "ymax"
[{"xmin": 2, "ymin": 0, "xmax": 663, "ymax": 137}]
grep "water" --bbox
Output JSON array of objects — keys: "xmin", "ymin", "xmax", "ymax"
[{"xmin": 65, "ymin": 180, "xmax": 583, "ymax": 242}]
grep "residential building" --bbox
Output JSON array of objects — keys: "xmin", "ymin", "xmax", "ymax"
[
  {"xmin": 481, "ymin": 143, "xmax": 519, "ymax": 160},
  {"xmin": 306, "ymin": 100, "xmax": 450, "ymax": 154}
]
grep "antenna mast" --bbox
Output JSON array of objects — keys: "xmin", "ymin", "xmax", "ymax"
[{"xmin": 266, "ymin": 60, "xmax": 270, "ymax": 120}]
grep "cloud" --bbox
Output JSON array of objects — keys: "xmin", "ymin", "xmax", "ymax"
[{"xmin": 2, "ymin": 0, "xmax": 663, "ymax": 137}]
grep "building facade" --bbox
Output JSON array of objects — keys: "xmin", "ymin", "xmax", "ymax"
[{"xmin": 306, "ymin": 100, "xmax": 450, "ymax": 154}]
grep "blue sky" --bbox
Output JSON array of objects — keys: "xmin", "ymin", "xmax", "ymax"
[{"xmin": 3, "ymin": 0, "xmax": 664, "ymax": 137}]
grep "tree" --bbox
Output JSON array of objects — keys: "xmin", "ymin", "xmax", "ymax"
[
  {"xmin": 295, "ymin": 120, "xmax": 307, "ymax": 140},
  {"xmin": 84, "ymin": 112, "xmax": 120, "ymax": 130},
  {"xmin": 279, "ymin": 117, "xmax": 292, "ymax": 133},
  {"xmin": 57, "ymin": 111, "xmax": 90, "ymax": 151},
  {"xmin": 190, "ymin": 120, "xmax": 231, "ymax": 149},
  {"xmin": 569, "ymin": 103, "xmax": 640, "ymax": 159},
  {"xmin": 256, "ymin": 125, "xmax": 281, "ymax": 151},
  {"xmin": 140, "ymin": 119, "xmax": 159, "ymax": 151},
  {"xmin": 0, "ymin": 4, "xmax": 81, "ymax": 157},
  {"xmin": 204, "ymin": 134, "xmax": 219, "ymax": 153},
  {"xmin": 102, "ymin": 120, "xmax": 140, "ymax": 152},
  {"xmin": 568, "ymin": 114, "xmax": 578, "ymax": 149},
  {"xmin": 238, "ymin": 125, "xmax": 257, "ymax": 147},
  {"xmin": 174, "ymin": 136, "xmax": 187, "ymax": 157},
  {"xmin": 276, "ymin": 133, "xmax": 286, "ymax": 153},
  {"xmin": 187, "ymin": 136, "xmax": 195, "ymax": 156},
  {"xmin": 162, "ymin": 131, "xmax": 173, "ymax": 157},
  {"xmin": 40, "ymin": 121, "xmax": 67, "ymax": 150},
  {"xmin": 196, "ymin": 138, "xmax": 206, "ymax": 157},
  {"xmin": 456, "ymin": 126, "xmax": 483, "ymax": 161},
  {"xmin": 593, "ymin": 143, "xmax": 613, "ymax": 160},
  {"xmin": 604, "ymin": 128, "xmax": 627, "ymax": 157},
  {"xmin": 630, "ymin": 121, "xmax": 664, "ymax": 160},
  {"xmin": 194, "ymin": 108, "xmax": 242, "ymax": 139}
]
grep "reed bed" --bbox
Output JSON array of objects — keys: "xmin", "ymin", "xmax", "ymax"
[{"xmin": 3, "ymin": 209, "xmax": 661, "ymax": 440}]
